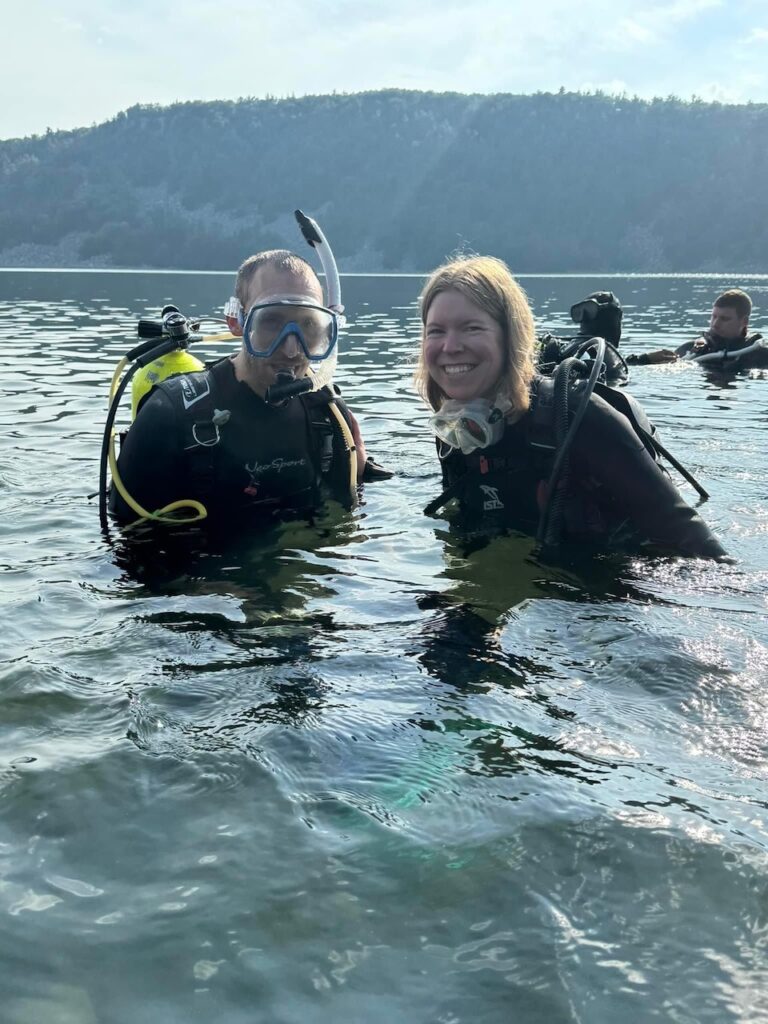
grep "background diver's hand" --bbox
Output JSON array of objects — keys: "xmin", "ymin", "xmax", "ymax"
[{"xmin": 643, "ymin": 348, "xmax": 678, "ymax": 364}]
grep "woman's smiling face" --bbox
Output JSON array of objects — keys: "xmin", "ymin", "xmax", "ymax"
[{"xmin": 423, "ymin": 288, "xmax": 505, "ymax": 402}]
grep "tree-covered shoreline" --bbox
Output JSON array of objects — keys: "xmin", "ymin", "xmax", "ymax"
[{"xmin": 1, "ymin": 89, "xmax": 766, "ymax": 273}]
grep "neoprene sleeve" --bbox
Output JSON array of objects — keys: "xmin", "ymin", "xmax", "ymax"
[{"xmin": 572, "ymin": 392, "xmax": 726, "ymax": 558}]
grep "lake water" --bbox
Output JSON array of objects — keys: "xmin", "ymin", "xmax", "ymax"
[{"xmin": 1, "ymin": 270, "xmax": 768, "ymax": 1023}]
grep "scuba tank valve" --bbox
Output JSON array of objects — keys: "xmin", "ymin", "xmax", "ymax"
[{"xmin": 132, "ymin": 305, "xmax": 205, "ymax": 417}]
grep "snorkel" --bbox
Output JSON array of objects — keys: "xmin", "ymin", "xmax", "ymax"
[
  {"xmin": 260, "ymin": 212, "xmax": 356, "ymax": 502},
  {"xmin": 250, "ymin": 209, "xmax": 345, "ymax": 405},
  {"xmin": 294, "ymin": 208, "xmax": 343, "ymax": 313}
]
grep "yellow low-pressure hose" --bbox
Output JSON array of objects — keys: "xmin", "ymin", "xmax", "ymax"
[
  {"xmin": 109, "ymin": 357, "xmax": 129, "ymax": 405},
  {"xmin": 326, "ymin": 401, "xmax": 358, "ymax": 508},
  {"xmin": 107, "ymin": 436, "xmax": 207, "ymax": 528},
  {"xmin": 104, "ymin": 336, "xmax": 236, "ymax": 529}
]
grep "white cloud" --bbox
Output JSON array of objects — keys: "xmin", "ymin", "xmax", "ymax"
[
  {"xmin": 619, "ymin": 20, "xmax": 656, "ymax": 44},
  {"xmin": 1, "ymin": 0, "xmax": 766, "ymax": 140}
]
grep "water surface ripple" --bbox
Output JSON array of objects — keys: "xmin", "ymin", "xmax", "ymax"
[{"xmin": 1, "ymin": 271, "xmax": 767, "ymax": 1023}]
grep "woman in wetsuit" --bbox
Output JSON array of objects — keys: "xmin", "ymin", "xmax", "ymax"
[{"xmin": 416, "ymin": 256, "xmax": 726, "ymax": 559}]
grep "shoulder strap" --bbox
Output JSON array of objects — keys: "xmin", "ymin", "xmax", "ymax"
[
  {"xmin": 156, "ymin": 367, "xmax": 226, "ymax": 499},
  {"xmin": 591, "ymin": 382, "xmax": 658, "ymax": 459},
  {"xmin": 526, "ymin": 376, "xmax": 558, "ymax": 451}
]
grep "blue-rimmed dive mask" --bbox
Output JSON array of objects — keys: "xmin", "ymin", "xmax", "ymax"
[{"xmin": 240, "ymin": 295, "xmax": 344, "ymax": 361}]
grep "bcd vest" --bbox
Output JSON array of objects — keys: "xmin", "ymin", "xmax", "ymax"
[{"xmin": 148, "ymin": 361, "xmax": 354, "ymax": 516}]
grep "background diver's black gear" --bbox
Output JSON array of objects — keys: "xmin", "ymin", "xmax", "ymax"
[
  {"xmin": 674, "ymin": 331, "xmax": 768, "ymax": 369},
  {"xmin": 570, "ymin": 291, "xmax": 623, "ymax": 346},
  {"xmin": 537, "ymin": 333, "xmax": 629, "ymax": 387},
  {"xmin": 536, "ymin": 290, "xmax": 628, "ymax": 386}
]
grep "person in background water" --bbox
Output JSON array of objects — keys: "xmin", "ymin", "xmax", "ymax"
[
  {"xmin": 674, "ymin": 288, "xmax": 766, "ymax": 369},
  {"xmin": 416, "ymin": 256, "xmax": 726, "ymax": 560},
  {"xmin": 626, "ymin": 289, "xmax": 766, "ymax": 369},
  {"xmin": 109, "ymin": 250, "xmax": 388, "ymax": 528}
]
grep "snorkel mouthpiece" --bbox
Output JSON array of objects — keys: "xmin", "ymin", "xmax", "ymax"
[{"xmin": 265, "ymin": 370, "xmax": 313, "ymax": 406}]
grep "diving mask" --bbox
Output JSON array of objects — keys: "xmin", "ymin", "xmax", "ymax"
[
  {"xmin": 430, "ymin": 396, "xmax": 511, "ymax": 455},
  {"xmin": 241, "ymin": 296, "xmax": 344, "ymax": 362}
]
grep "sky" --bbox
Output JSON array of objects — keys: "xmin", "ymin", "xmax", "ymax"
[{"xmin": 3, "ymin": 0, "xmax": 768, "ymax": 140}]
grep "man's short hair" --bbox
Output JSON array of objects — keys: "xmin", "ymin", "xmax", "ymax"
[
  {"xmin": 714, "ymin": 289, "xmax": 752, "ymax": 320},
  {"xmin": 235, "ymin": 250, "xmax": 319, "ymax": 306}
]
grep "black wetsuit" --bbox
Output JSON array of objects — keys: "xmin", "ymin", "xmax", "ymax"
[
  {"xmin": 109, "ymin": 357, "xmax": 353, "ymax": 526},
  {"xmin": 675, "ymin": 331, "xmax": 768, "ymax": 370},
  {"xmin": 437, "ymin": 381, "xmax": 726, "ymax": 559}
]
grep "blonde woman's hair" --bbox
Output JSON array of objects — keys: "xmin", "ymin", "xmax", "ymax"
[{"xmin": 415, "ymin": 256, "xmax": 537, "ymax": 416}]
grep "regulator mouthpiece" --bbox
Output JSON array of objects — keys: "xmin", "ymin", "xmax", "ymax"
[{"xmin": 265, "ymin": 371, "xmax": 313, "ymax": 406}]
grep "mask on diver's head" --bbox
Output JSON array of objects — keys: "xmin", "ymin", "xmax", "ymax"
[
  {"xmin": 430, "ymin": 396, "xmax": 511, "ymax": 456},
  {"xmin": 570, "ymin": 291, "xmax": 623, "ymax": 346}
]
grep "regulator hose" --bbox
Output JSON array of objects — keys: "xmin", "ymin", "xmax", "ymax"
[{"xmin": 537, "ymin": 338, "xmax": 606, "ymax": 550}]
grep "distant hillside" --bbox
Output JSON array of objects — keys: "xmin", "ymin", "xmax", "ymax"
[{"xmin": 1, "ymin": 90, "xmax": 766, "ymax": 272}]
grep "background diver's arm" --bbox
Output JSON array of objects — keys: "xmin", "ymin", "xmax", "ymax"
[{"xmin": 624, "ymin": 348, "xmax": 678, "ymax": 364}]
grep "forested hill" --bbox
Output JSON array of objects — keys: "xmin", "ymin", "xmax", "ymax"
[{"xmin": 1, "ymin": 90, "xmax": 766, "ymax": 272}]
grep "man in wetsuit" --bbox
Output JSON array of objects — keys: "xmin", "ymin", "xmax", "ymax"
[
  {"xmin": 109, "ymin": 250, "xmax": 377, "ymax": 527},
  {"xmin": 674, "ymin": 289, "xmax": 766, "ymax": 369},
  {"xmin": 626, "ymin": 289, "xmax": 766, "ymax": 369}
]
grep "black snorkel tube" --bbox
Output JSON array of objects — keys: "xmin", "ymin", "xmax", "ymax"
[{"xmin": 265, "ymin": 372, "xmax": 314, "ymax": 406}]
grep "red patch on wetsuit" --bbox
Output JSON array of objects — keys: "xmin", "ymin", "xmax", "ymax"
[{"xmin": 536, "ymin": 479, "xmax": 549, "ymax": 510}]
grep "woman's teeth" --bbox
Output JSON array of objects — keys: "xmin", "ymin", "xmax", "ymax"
[{"xmin": 443, "ymin": 364, "xmax": 475, "ymax": 375}]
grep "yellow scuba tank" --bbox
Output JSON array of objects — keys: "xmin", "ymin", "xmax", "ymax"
[
  {"xmin": 130, "ymin": 349, "xmax": 205, "ymax": 419},
  {"xmin": 100, "ymin": 305, "xmax": 236, "ymax": 531}
]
